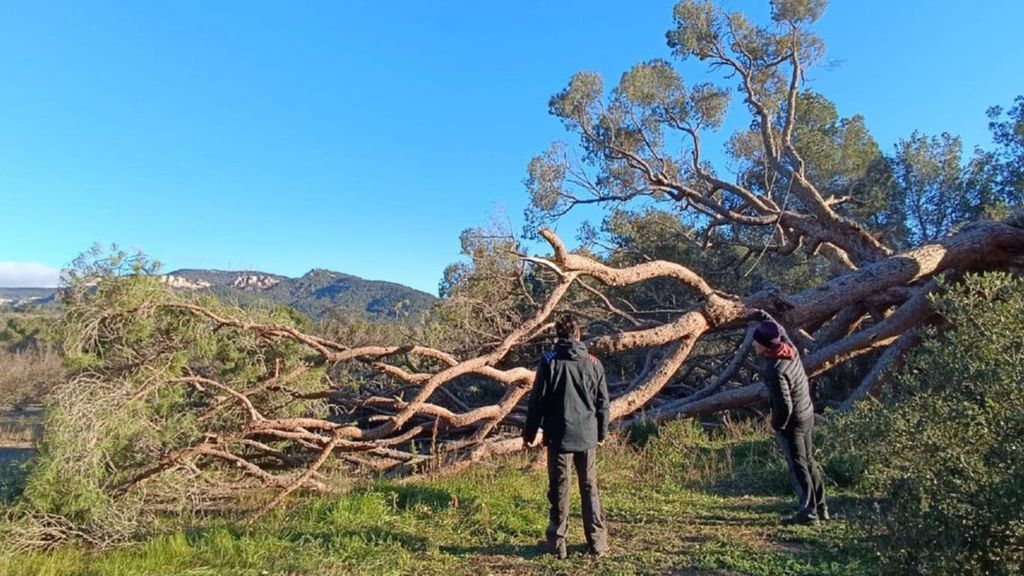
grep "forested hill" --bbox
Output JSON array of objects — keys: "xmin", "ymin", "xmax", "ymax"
[
  {"xmin": 0, "ymin": 269, "xmax": 437, "ymax": 320},
  {"xmin": 164, "ymin": 268, "xmax": 437, "ymax": 320}
]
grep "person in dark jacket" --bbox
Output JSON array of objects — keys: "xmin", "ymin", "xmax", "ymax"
[
  {"xmin": 523, "ymin": 312, "xmax": 610, "ymax": 558},
  {"xmin": 752, "ymin": 314, "xmax": 828, "ymax": 526}
]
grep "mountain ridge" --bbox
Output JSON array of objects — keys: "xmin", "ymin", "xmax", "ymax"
[{"xmin": 1, "ymin": 268, "xmax": 436, "ymax": 320}]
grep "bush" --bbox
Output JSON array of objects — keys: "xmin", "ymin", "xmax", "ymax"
[{"xmin": 833, "ymin": 272, "xmax": 1024, "ymax": 574}]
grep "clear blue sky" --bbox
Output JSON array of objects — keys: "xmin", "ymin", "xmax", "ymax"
[{"xmin": 1, "ymin": 1, "xmax": 1021, "ymax": 293}]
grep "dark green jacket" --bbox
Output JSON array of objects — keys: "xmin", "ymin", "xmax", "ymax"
[{"xmin": 523, "ymin": 339, "xmax": 609, "ymax": 453}]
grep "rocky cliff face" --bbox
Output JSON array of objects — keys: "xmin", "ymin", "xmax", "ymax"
[
  {"xmin": 232, "ymin": 274, "xmax": 281, "ymax": 291},
  {"xmin": 160, "ymin": 273, "xmax": 280, "ymax": 291},
  {"xmin": 158, "ymin": 275, "xmax": 212, "ymax": 290}
]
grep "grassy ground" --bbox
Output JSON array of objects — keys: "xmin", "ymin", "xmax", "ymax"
[
  {"xmin": 0, "ymin": 421, "xmax": 879, "ymax": 575},
  {"xmin": 0, "ymin": 407, "xmax": 43, "ymax": 449}
]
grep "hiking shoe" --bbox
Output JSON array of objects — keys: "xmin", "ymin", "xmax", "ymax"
[
  {"xmin": 537, "ymin": 540, "xmax": 567, "ymax": 559},
  {"xmin": 816, "ymin": 506, "xmax": 831, "ymax": 522},
  {"xmin": 550, "ymin": 542, "xmax": 568, "ymax": 559},
  {"xmin": 588, "ymin": 548, "xmax": 607, "ymax": 558},
  {"xmin": 781, "ymin": 513, "xmax": 820, "ymax": 526}
]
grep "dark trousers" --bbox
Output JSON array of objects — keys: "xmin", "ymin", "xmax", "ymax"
[
  {"xmin": 776, "ymin": 418, "xmax": 826, "ymax": 516},
  {"xmin": 546, "ymin": 446, "xmax": 608, "ymax": 554}
]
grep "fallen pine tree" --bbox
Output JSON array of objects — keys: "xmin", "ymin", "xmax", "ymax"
[{"xmin": 6, "ymin": 0, "xmax": 1024, "ymax": 550}]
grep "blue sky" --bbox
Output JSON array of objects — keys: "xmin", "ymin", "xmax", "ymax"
[{"xmin": 1, "ymin": 1, "xmax": 1021, "ymax": 293}]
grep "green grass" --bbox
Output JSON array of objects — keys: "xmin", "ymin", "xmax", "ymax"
[{"xmin": 0, "ymin": 421, "xmax": 880, "ymax": 575}]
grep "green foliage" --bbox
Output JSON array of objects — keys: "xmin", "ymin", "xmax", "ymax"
[
  {"xmin": 527, "ymin": 0, "xmax": 883, "ymax": 295},
  {"xmin": 549, "ymin": 71, "xmax": 603, "ymax": 125},
  {"xmin": 434, "ymin": 221, "xmax": 545, "ymax": 360},
  {"xmin": 666, "ymin": 1, "xmax": 719, "ymax": 59},
  {"xmin": 872, "ymin": 94, "xmax": 1024, "ymax": 249},
  {"xmin": 832, "ymin": 272, "xmax": 1024, "ymax": 574},
  {"xmin": 0, "ymin": 449, "xmax": 33, "ymax": 504},
  {"xmin": 888, "ymin": 131, "xmax": 975, "ymax": 246},
  {"xmin": 788, "ymin": 93, "xmax": 886, "ymax": 214},
  {"xmin": 667, "ymin": 0, "xmax": 824, "ymax": 102},
  {"xmin": 983, "ymin": 95, "xmax": 1024, "ymax": 212},
  {"xmin": 0, "ymin": 313, "xmax": 59, "ymax": 353},
  {"xmin": 770, "ymin": 0, "xmax": 827, "ymax": 24},
  {"xmin": 524, "ymin": 142, "xmax": 568, "ymax": 215},
  {"xmin": 529, "ymin": 0, "xmax": 1017, "ymax": 287},
  {"xmin": 2, "ymin": 248, "xmax": 318, "ymax": 550}
]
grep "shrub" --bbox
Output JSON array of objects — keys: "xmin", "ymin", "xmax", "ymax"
[{"xmin": 833, "ymin": 272, "xmax": 1024, "ymax": 574}]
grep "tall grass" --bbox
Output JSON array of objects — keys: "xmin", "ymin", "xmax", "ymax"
[{"xmin": 0, "ymin": 347, "xmax": 64, "ymax": 410}]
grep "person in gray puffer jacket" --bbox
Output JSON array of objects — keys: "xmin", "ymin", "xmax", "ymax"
[
  {"xmin": 523, "ymin": 313, "xmax": 610, "ymax": 558},
  {"xmin": 752, "ymin": 313, "xmax": 828, "ymax": 526}
]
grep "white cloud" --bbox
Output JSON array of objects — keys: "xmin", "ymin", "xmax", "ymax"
[{"xmin": 0, "ymin": 262, "xmax": 61, "ymax": 288}]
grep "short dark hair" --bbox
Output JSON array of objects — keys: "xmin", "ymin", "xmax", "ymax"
[{"xmin": 555, "ymin": 312, "xmax": 580, "ymax": 340}]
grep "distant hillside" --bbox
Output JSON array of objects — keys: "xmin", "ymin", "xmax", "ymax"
[
  {"xmin": 164, "ymin": 268, "xmax": 436, "ymax": 320},
  {"xmin": 0, "ymin": 288, "xmax": 57, "ymax": 307},
  {"xmin": 1, "ymin": 269, "xmax": 436, "ymax": 321}
]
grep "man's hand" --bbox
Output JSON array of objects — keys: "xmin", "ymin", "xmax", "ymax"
[
  {"xmin": 522, "ymin": 436, "xmax": 540, "ymax": 449},
  {"xmin": 742, "ymin": 307, "xmax": 775, "ymax": 323}
]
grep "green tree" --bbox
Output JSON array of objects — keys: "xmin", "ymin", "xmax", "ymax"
[
  {"xmin": 984, "ymin": 95, "xmax": 1024, "ymax": 211},
  {"xmin": 517, "ymin": 0, "xmax": 1024, "ymax": 419},
  {"xmin": 527, "ymin": 0, "xmax": 895, "ymax": 289},
  {"xmin": 888, "ymin": 131, "xmax": 973, "ymax": 245},
  {"xmin": 435, "ymin": 224, "xmax": 542, "ymax": 358}
]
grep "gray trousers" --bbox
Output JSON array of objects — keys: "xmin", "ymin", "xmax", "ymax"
[
  {"xmin": 777, "ymin": 418, "xmax": 826, "ymax": 516},
  {"xmin": 546, "ymin": 446, "xmax": 608, "ymax": 554}
]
